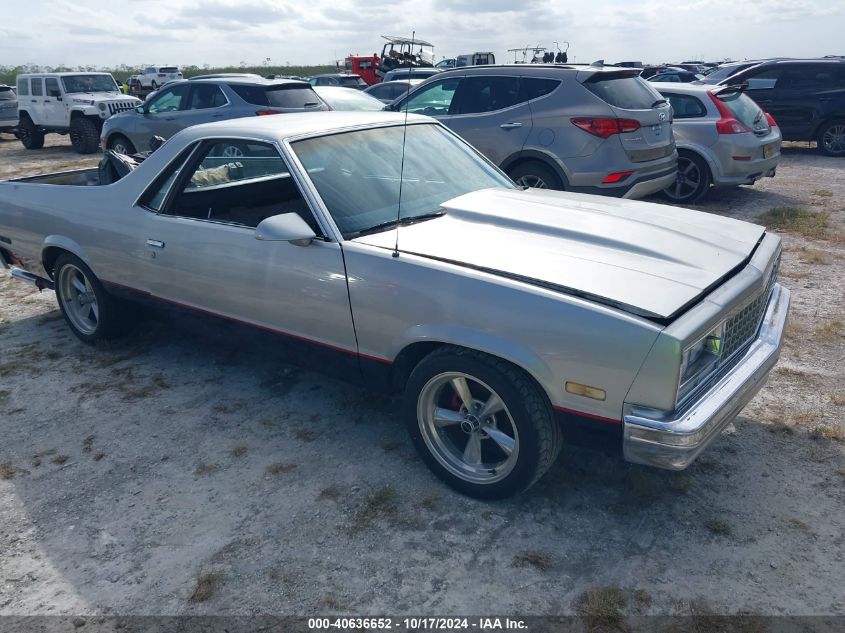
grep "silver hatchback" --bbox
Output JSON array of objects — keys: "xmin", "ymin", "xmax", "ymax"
[
  {"xmin": 656, "ymin": 83, "xmax": 781, "ymax": 203},
  {"xmin": 101, "ymin": 77, "xmax": 325, "ymax": 154},
  {"xmin": 390, "ymin": 64, "xmax": 677, "ymax": 198}
]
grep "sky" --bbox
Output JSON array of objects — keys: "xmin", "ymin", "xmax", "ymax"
[{"xmin": 1, "ymin": 0, "xmax": 843, "ymax": 69}]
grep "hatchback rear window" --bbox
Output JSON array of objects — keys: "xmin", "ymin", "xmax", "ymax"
[
  {"xmin": 160, "ymin": 67, "xmax": 179, "ymax": 74},
  {"xmin": 716, "ymin": 91, "xmax": 763, "ymax": 129},
  {"xmin": 230, "ymin": 84, "xmax": 321, "ymax": 108},
  {"xmin": 339, "ymin": 76, "xmax": 366, "ymax": 88},
  {"xmin": 584, "ymin": 73, "xmax": 661, "ymax": 110}
]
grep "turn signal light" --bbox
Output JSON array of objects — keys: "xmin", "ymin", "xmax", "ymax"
[
  {"xmin": 565, "ymin": 381, "xmax": 607, "ymax": 401},
  {"xmin": 602, "ymin": 171, "xmax": 633, "ymax": 184}
]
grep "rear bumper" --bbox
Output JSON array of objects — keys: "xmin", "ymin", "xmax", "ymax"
[
  {"xmin": 623, "ymin": 283, "xmax": 790, "ymax": 470},
  {"xmin": 569, "ymin": 165, "xmax": 678, "ymax": 200}
]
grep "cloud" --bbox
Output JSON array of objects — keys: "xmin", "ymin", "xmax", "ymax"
[{"xmin": 178, "ymin": 1, "xmax": 299, "ymax": 25}]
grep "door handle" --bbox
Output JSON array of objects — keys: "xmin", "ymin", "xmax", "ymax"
[
  {"xmin": 146, "ymin": 239, "xmax": 165, "ymax": 249},
  {"xmin": 500, "ymin": 122, "xmax": 523, "ymax": 129}
]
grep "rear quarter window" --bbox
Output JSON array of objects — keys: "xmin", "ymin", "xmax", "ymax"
[
  {"xmin": 584, "ymin": 74, "xmax": 661, "ymax": 109},
  {"xmin": 16, "ymin": 79, "xmax": 29, "ymax": 96},
  {"xmin": 519, "ymin": 78, "xmax": 560, "ymax": 101},
  {"xmin": 662, "ymin": 92, "xmax": 706, "ymax": 118}
]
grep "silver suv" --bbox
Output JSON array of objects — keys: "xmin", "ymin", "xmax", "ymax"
[{"xmin": 391, "ymin": 64, "xmax": 677, "ymax": 198}]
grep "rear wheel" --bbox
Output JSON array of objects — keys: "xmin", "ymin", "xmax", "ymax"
[
  {"xmin": 107, "ymin": 134, "xmax": 136, "ymax": 155},
  {"xmin": 662, "ymin": 150, "xmax": 711, "ymax": 203},
  {"xmin": 151, "ymin": 80, "xmax": 158, "ymax": 90},
  {"xmin": 818, "ymin": 120, "xmax": 845, "ymax": 157},
  {"xmin": 404, "ymin": 346, "xmax": 563, "ymax": 499},
  {"xmin": 508, "ymin": 161, "xmax": 564, "ymax": 190},
  {"xmin": 69, "ymin": 117, "xmax": 100, "ymax": 154},
  {"xmin": 54, "ymin": 254, "xmax": 131, "ymax": 344},
  {"xmin": 17, "ymin": 116, "xmax": 45, "ymax": 150}
]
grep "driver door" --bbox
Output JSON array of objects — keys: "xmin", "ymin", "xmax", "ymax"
[
  {"xmin": 43, "ymin": 78, "xmax": 67, "ymax": 127},
  {"xmin": 139, "ymin": 84, "xmax": 192, "ymax": 142},
  {"xmin": 137, "ymin": 138, "xmax": 358, "ymax": 363}
]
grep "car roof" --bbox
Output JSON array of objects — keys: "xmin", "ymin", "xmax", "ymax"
[
  {"xmin": 17, "ymin": 72, "xmax": 114, "ymax": 77},
  {"xmin": 437, "ymin": 63, "xmax": 632, "ymax": 76},
  {"xmin": 172, "ymin": 111, "xmax": 429, "ymax": 144},
  {"xmin": 312, "ymin": 73, "xmax": 362, "ymax": 79},
  {"xmin": 186, "ymin": 77, "xmax": 310, "ymax": 86}
]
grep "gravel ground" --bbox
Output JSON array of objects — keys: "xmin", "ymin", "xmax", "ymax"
[{"xmin": 0, "ymin": 132, "xmax": 843, "ymax": 621}]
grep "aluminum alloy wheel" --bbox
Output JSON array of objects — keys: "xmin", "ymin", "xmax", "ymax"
[
  {"xmin": 667, "ymin": 156, "xmax": 701, "ymax": 201},
  {"xmin": 417, "ymin": 372, "xmax": 519, "ymax": 484},
  {"xmin": 514, "ymin": 174, "xmax": 547, "ymax": 189},
  {"xmin": 822, "ymin": 124, "xmax": 845, "ymax": 155},
  {"xmin": 57, "ymin": 264, "xmax": 99, "ymax": 336},
  {"xmin": 111, "ymin": 139, "xmax": 131, "ymax": 155}
]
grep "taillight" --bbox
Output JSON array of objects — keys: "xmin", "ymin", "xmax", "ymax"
[
  {"xmin": 708, "ymin": 91, "xmax": 750, "ymax": 135},
  {"xmin": 571, "ymin": 117, "xmax": 641, "ymax": 138},
  {"xmin": 602, "ymin": 171, "xmax": 633, "ymax": 184},
  {"xmin": 765, "ymin": 112, "xmax": 777, "ymax": 127},
  {"xmin": 255, "ymin": 110, "xmax": 283, "ymax": 116}
]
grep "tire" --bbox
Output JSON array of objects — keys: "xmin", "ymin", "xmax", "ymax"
[
  {"xmin": 53, "ymin": 253, "xmax": 131, "ymax": 344},
  {"xmin": 662, "ymin": 150, "xmax": 711, "ymax": 203},
  {"xmin": 151, "ymin": 80, "xmax": 158, "ymax": 90},
  {"xmin": 17, "ymin": 116, "xmax": 45, "ymax": 150},
  {"xmin": 817, "ymin": 120, "xmax": 845, "ymax": 157},
  {"xmin": 403, "ymin": 346, "xmax": 563, "ymax": 499},
  {"xmin": 69, "ymin": 117, "xmax": 101, "ymax": 154},
  {"xmin": 507, "ymin": 160, "xmax": 564, "ymax": 190},
  {"xmin": 107, "ymin": 134, "xmax": 136, "ymax": 155}
]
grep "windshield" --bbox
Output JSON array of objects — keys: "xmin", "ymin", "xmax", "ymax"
[
  {"xmin": 339, "ymin": 76, "xmax": 366, "ymax": 88},
  {"xmin": 315, "ymin": 88, "xmax": 384, "ymax": 111},
  {"xmin": 62, "ymin": 74, "xmax": 119, "ymax": 94},
  {"xmin": 292, "ymin": 123, "xmax": 513, "ymax": 238},
  {"xmin": 698, "ymin": 64, "xmax": 751, "ymax": 84}
]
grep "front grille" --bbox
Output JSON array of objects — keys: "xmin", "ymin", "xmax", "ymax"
[
  {"xmin": 721, "ymin": 254, "xmax": 780, "ymax": 360},
  {"xmin": 107, "ymin": 101, "xmax": 137, "ymax": 116}
]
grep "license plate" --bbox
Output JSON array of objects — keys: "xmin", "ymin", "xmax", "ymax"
[{"xmin": 763, "ymin": 143, "xmax": 778, "ymax": 158}]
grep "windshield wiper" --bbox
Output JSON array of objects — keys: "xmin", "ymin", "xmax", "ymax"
[
  {"xmin": 348, "ymin": 210, "xmax": 446, "ymax": 238},
  {"xmin": 651, "ymin": 98, "xmax": 667, "ymax": 108}
]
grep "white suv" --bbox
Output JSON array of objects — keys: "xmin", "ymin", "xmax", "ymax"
[
  {"xmin": 138, "ymin": 66, "xmax": 182, "ymax": 90},
  {"xmin": 16, "ymin": 73, "xmax": 141, "ymax": 154}
]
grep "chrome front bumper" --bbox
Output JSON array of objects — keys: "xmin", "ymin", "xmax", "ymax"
[{"xmin": 623, "ymin": 283, "xmax": 790, "ymax": 470}]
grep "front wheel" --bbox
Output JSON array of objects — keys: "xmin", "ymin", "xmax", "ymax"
[
  {"xmin": 54, "ymin": 253, "xmax": 131, "ymax": 344},
  {"xmin": 69, "ymin": 117, "xmax": 101, "ymax": 154},
  {"xmin": 404, "ymin": 346, "xmax": 563, "ymax": 499},
  {"xmin": 150, "ymin": 80, "xmax": 158, "ymax": 90},
  {"xmin": 818, "ymin": 120, "xmax": 845, "ymax": 157},
  {"xmin": 662, "ymin": 151, "xmax": 711, "ymax": 203}
]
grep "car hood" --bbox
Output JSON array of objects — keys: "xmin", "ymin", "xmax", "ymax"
[{"xmin": 353, "ymin": 187, "xmax": 765, "ymax": 320}]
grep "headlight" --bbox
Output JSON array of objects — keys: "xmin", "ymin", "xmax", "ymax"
[
  {"xmin": 678, "ymin": 322, "xmax": 725, "ymax": 403},
  {"xmin": 98, "ymin": 103, "xmax": 106, "ymax": 111}
]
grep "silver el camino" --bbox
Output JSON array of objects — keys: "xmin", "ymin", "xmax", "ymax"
[{"xmin": 0, "ymin": 112, "xmax": 790, "ymax": 498}]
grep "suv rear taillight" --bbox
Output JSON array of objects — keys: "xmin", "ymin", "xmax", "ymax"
[
  {"xmin": 571, "ymin": 117, "xmax": 641, "ymax": 138},
  {"xmin": 256, "ymin": 110, "xmax": 283, "ymax": 116},
  {"xmin": 765, "ymin": 112, "xmax": 777, "ymax": 127},
  {"xmin": 708, "ymin": 91, "xmax": 750, "ymax": 135}
]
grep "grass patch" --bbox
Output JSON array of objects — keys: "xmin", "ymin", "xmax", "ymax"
[
  {"xmin": 121, "ymin": 373, "xmax": 170, "ymax": 401},
  {"xmin": 767, "ymin": 420, "xmax": 794, "ymax": 435},
  {"xmin": 230, "ymin": 444, "xmax": 248, "ymax": 458},
  {"xmin": 418, "ymin": 493, "xmax": 439, "ymax": 510},
  {"xmin": 318, "ymin": 594, "xmax": 342, "ymax": 610},
  {"xmin": 266, "ymin": 462, "xmax": 297, "ymax": 475},
  {"xmin": 831, "ymin": 393, "xmax": 845, "ymax": 406},
  {"xmin": 0, "ymin": 389, "xmax": 9, "ymax": 405},
  {"xmin": 796, "ymin": 247, "xmax": 832, "ymax": 264},
  {"xmin": 294, "ymin": 428, "xmax": 318, "ymax": 442},
  {"xmin": 51, "ymin": 454, "xmax": 69, "ymax": 465},
  {"xmin": 811, "ymin": 189, "xmax": 833, "ymax": 197},
  {"xmin": 704, "ymin": 519, "xmax": 732, "ymax": 536},
  {"xmin": 576, "ymin": 587, "xmax": 627, "ymax": 633},
  {"xmin": 82, "ymin": 435, "xmax": 95, "ymax": 453},
  {"xmin": 787, "ymin": 517, "xmax": 809, "ymax": 531},
  {"xmin": 511, "ymin": 550, "xmax": 553, "ymax": 572},
  {"xmin": 195, "ymin": 462, "xmax": 220, "ymax": 476},
  {"xmin": 759, "ymin": 207, "xmax": 831, "ymax": 239},
  {"xmin": 0, "ymin": 462, "xmax": 15, "ymax": 480},
  {"xmin": 633, "ymin": 589, "xmax": 652, "ymax": 608},
  {"xmin": 92, "ymin": 452, "xmax": 105, "ymax": 461},
  {"xmin": 669, "ymin": 474, "xmax": 691, "ymax": 493},
  {"xmin": 318, "ymin": 485, "xmax": 342, "ymax": 500},
  {"xmin": 189, "ymin": 572, "xmax": 222, "ymax": 602},
  {"xmin": 814, "ymin": 320, "xmax": 844, "ymax": 344},
  {"xmin": 212, "ymin": 400, "xmax": 245, "ymax": 414},
  {"xmin": 352, "ymin": 485, "xmax": 399, "ymax": 530},
  {"xmin": 775, "ymin": 365, "xmax": 807, "ymax": 378},
  {"xmin": 809, "ymin": 425, "xmax": 845, "ymax": 442}
]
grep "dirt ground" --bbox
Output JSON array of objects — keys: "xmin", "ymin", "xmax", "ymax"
[{"xmin": 0, "ymin": 132, "xmax": 843, "ymax": 622}]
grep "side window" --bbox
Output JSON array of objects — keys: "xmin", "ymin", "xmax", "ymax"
[
  {"xmin": 453, "ymin": 76, "xmax": 520, "ymax": 114},
  {"xmin": 662, "ymin": 93, "xmax": 706, "ymax": 118},
  {"xmin": 778, "ymin": 66, "xmax": 836, "ymax": 91},
  {"xmin": 17, "ymin": 78, "xmax": 29, "ymax": 96},
  {"xmin": 166, "ymin": 141, "xmax": 320, "ymax": 232},
  {"xmin": 31, "ymin": 79, "xmax": 44, "ymax": 97},
  {"xmin": 45, "ymin": 78, "xmax": 61, "ymax": 97},
  {"xmin": 403, "ymin": 78, "xmax": 461, "ymax": 116},
  {"xmin": 519, "ymin": 77, "xmax": 560, "ymax": 102},
  {"xmin": 391, "ymin": 83, "xmax": 412, "ymax": 100},
  {"xmin": 745, "ymin": 68, "xmax": 781, "ymax": 90},
  {"xmin": 188, "ymin": 84, "xmax": 227, "ymax": 109},
  {"xmin": 139, "ymin": 143, "xmax": 199, "ymax": 212},
  {"xmin": 147, "ymin": 85, "xmax": 189, "ymax": 113},
  {"xmin": 145, "ymin": 67, "xmax": 154, "ymax": 75}
]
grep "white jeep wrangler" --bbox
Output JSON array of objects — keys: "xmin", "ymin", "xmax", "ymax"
[{"xmin": 15, "ymin": 73, "xmax": 141, "ymax": 154}]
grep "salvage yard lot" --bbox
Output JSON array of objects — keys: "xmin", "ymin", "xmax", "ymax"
[{"xmin": 0, "ymin": 133, "xmax": 843, "ymax": 619}]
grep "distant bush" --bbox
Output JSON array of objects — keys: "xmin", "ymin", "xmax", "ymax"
[{"xmin": 0, "ymin": 63, "xmax": 338, "ymax": 85}]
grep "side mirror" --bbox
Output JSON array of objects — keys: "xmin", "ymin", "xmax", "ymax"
[
  {"xmin": 255, "ymin": 213, "xmax": 316, "ymax": 246},
  {"xmin": 135, "ymin": 105, "xmax": 146, "ymax": 115}
]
